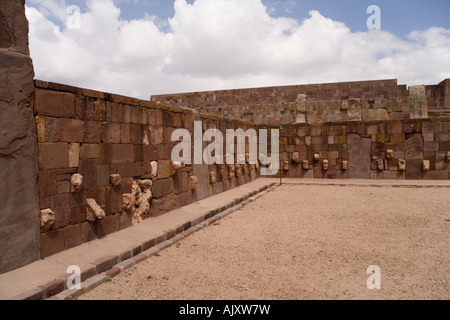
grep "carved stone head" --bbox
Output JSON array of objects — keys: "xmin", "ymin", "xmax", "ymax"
[
  {"xmin": 322, "ymin": 159, "xmax": 329, "ymax": 171},
  {"xmin": 423, "ymin": 160, "xmax": 430, "ymax": 171},
  {"xmin": 398, "ymin": 159, "xmax": 406, "ymax": 171},
  {"xmin": 302, "ymin": 160, "xmax": 309, "ymax": 170},
  {"xmin": 377, "ymin": 159, "xmax": 384, "ymax": 171},
  {"xmin": 386, "ymin": 149, "xmax": 394, "ymax": 159},
  {"xmin": 71, "ymin": 173, "xmax": 83, "ymax": 192}
]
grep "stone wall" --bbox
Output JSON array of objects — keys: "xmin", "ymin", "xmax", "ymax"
[
  {"xmin": 34, "ymin": 81, "xmax": 261, "ymax": 259},
  {"xmin": 426, "ymin": 79, "xmax": 450, "ymax": 117},
  {"xmin": 0, "ymin": 1, "xmax": 40, "ymax": 274},
  {"xmin": 152, "ymin": 79, "xmax": 437, "ymax": 125},
  {"xmin": 277, "ymin": 119, "xmax": 450, "ymax": 180}
]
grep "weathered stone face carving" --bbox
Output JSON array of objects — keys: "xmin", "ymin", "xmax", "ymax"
[
  {"xmin": 283, "ymin": 161, "xmax": 289, "ymax": 171},
  {"xmin": 291, "ymin": 152, "xmax": 301, "ymax": 164},
  {"xmin": 110, "ymin": 174, "xmax": 121, "ymax": 187},
  {"xmin": 71, "ymin": 173, "xmax": 83, "ymax": 192},
  {"xmin": 341, "ymin": 160, "xmax": 348, "ymax": 171},
  {"xmin": 377, "ymin": 159, "xmax": 384, "ymax": 171},
  {"xmin": 40, "ymin": 209, "xmax": 55, "ymax": 233},
  {"xmin": 322, "ymin": 159, "xmax": 329, "ymax": 171},
  {"xmin": 122, "ymin": 193, "xmax": 135, "ymax": 211},
  {"xmin": 171, "ymin": 161, "xmax": 182, "ymax": 171},
  {"xmin": 150, "ymin": 161, "xmax": 158, "ymax": 178},
  {"xmin": 219, "ymin": 165, "xmax": 226, "ymax": 180},
  {"xmin": 302, "ymin": 160, "xmax": 309, "ymax": 170},
  {"xmin": 188, "ymin": 176, "xmax": 199, "ymax": 191},
  {"xmin": 398, "ymin": 159, "xmax": 406, "ymax": 171},
  {"xmin": 227, "ymin": 164, "xmax": 235, "ymax": 179},
  {"xmin": 132, "ymin": 179, "xmax": 152, "ymax": 225},
  {"xmin": 423, "ymin": 160, "xmax": 430, "ymax": 171},
  {"xmin": 386, "ymin": 149, "xmax": 394, "ymax": 159},
  {"xmin": 122, "ymin": 180, "xmax": 153, "ymax": 225},
  {"xmin": 86, "ymin": 198, "xmax": 106, "ymax": 222},
  {"xmin": 235, "ymin": 164, "xmax": 243, "ymax": 177},
  {"xmin": 209, "ymin": 170, "xmax": 217, "ymax": 184}
]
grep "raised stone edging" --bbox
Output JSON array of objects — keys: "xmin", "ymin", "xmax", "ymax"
[{"xmin": 8, "ymin": 183, "xmax": 278, "ymax": 300}]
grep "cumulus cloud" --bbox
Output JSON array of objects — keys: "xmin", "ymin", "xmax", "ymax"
[{"xmin": 26, "ymin": 0, "xmax": 450, "ymax": 99}]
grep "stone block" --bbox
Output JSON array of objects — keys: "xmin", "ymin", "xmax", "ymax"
[
  {"xmin": 149, "ymin": 126, "xmax": 164, "ymax": 145},
  {"xmin": 152, "ymin": 178, "xmax": 175, "ymax": 199},
  {"xmin": 129, "ymin": 124, "xmax": 142, "ymax": 144},
  {"xmin": 35, "ymin": 89, "xmax": 75, "ymax": 118},
  {"xmin": 151, "ymin": 196, "xmax": 180, "ymax": 217},
  {"xmin": 110, "ymin": 144, "xmax": 134, "ymax": 163},
  {"xmin": 347, "ymin": 134, "xmax": 371, "ymax": 179},
  {"xmin": 84, "ymin": 121, "xmax": 101, "ymax": 143},
  {"xmin": 101, "ymin": 122, "xmax": 121, "ymax": 144},
  {"xmin": 60, "ymin": 118, "xmax": 84, "ymax": 143},
  {"xmin": 69, "ymin": 143, "xmax": 80, "ymax": 168},
  {"xmin": 63, "ymin": 224, "xmax": 82, "ymax": 250},
  {"xmin": 39, "ymin": 143, "xmax": 69, "ymax": 170},
  {"xmin": 43, "ymin": 117, "xmax": 60, "ymax": 142},
  {"xmin": 40, "ymin": 229, "xmax": 65, "ymax": 258},
  {"xmin": 52, "ymin": 193, "xmax": 71, "ymax": 229},
  {"xmin": 422, "ymin": 122, "xmax": 442, "ymax": 134},
  {"xmin": 81, "ymin": 221, "xmax": 97, "ymax": 243},
  {"xmin": 39, "ymin": 170, "xmax": 57, "ymax": 198},
  {"xmin": 80, "ymin": 144, "xmax": 100, "ymax": 159},
  {"xmin": 79, "ymin": 159, "xmax": 98, "ymax": 189},
  {"xmin": 96, "ymin": 214, "xmax": 117, "ymax": 238},
  {"xmin": 157, "ymin": 159, "xmax": 173, "ymax": 179},
  {"xmin": 96, "ymin": 164, "xmax": 110, "ymax": 187}
]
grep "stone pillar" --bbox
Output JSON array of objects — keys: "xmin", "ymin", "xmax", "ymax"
[
  {"xmin": 347, "ymin": 134, "xmax": 371, "ymax": 179},
  {"xmin": 0, "ymin": 1, "xmax": 40, "ymax": 273}
]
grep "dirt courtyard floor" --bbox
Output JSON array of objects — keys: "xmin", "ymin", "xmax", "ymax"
[{"xmin": 80, "ymin": 184, "xmax": 450, "ymax": 300}]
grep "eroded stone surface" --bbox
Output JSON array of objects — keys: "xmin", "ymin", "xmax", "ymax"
[
  {"xmin": 377, "ymin": 159, "xmax": 384, "ymax": 171},
  {"xmin": 150, "ymin": 161, "xmax": 158, "ymax": 178},
  {"xmin": 122, "ymin": 193, "xmax": 135, "ymax": 211},
  {"xmin": 86, "ymin": 198, "xmax": 105, "ymax": 221},
  {"xmin": 188, "ymin": 176, "xmax": 199, "ymax": 191},
  {"xmin": 386, "ymin": 149, "xmax": 394, "ymax": 159},
  {"xmin": 110, "ymin": 174, "xmax": 121, "ymax": 187},
  {"xmin": 302, "ymin": 160, "xmax": 309, "ymax": 170},
  {"xmin": 71, "ymin": 173, "xmax": 83, "ymax": 192},
  {"xmin": 341, "ymin": 161, "xmax": 348, "ymax": 171},
  {"xmin": 398, "ymin": 159, "xmax": 406, "ymax": 171},
  {"xmin": 40, "ymin": 209, "xmax": 55, "ymax": 233},
  {"xmin": 322, "ymin": 159, "xmax": 329, "ymax": 171},
  {"xmin": 0, "ymin": 0, "xmax": 40, "ymax": 273},
  {"xmin": 291, "ymin": 152, "xmax": 300, "ymax": 164},
  {"xmin": 423, "ymin": 160, "xmax": 430, "ymax": 171}
]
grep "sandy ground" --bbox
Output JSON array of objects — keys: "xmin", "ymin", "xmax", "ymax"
[{"xmin": 80, "ymin": 184, "xmax": 450, "ymax": 300}]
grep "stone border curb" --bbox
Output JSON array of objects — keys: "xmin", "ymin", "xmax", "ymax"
[
  {"xmin": 281, "ymin": 181, "xmax": 450, "ymax": 188},
  {"xmin": 8, "ymin": 183, "xmax": 277, "ymax": 300}
]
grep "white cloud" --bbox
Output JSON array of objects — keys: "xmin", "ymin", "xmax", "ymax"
[{"xmin": 26, "ymin": 0, "xmax": 450, "ymax": 100}]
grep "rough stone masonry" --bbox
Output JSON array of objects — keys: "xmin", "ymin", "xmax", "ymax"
[{"xmin": 0, "ymin": 0, "xmax": 40, "ymax": 274}]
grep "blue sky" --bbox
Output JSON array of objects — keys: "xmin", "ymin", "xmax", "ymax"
[
  {"xmin": 25, "ymin": 0, "xmax": 450, "ymax": 98},
  {"xmin": 58, "ymin": 0, "xmax": 450, "ymax": 37}
]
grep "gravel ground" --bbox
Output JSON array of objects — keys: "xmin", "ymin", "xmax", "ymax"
[{"xmin": 80, "ymin": 184, "xmax": 450, "ymax": 300}]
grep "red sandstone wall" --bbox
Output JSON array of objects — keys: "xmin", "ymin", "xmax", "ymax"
[
  {"xmin": 34, "ymin": 81, "xmax": 260, "ymax": 259},
  {"xmin": 152, "ymin": 79, "xmax": 416, "ymax": 125},
  {"xmin": 278, "ymin": 119, "xmax": 450, "ymax": 180}
]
